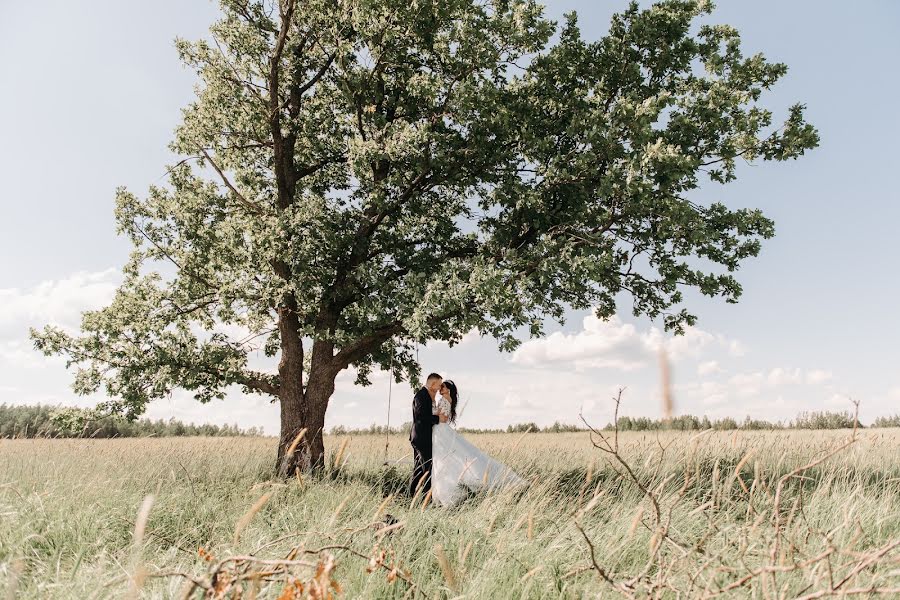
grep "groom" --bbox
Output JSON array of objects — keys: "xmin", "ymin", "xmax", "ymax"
[{"xmin": 408, "ymin": 372, "xmax": 447, "ymax": 498}]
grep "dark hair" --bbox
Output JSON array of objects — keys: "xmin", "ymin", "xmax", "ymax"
[
  {"xmin": 441, "ymin": 380, "xmax": 459, "ymax": 424},
  {"xmin": 426, "ymin": 372, "xmax": 442, "ymax": 383}
]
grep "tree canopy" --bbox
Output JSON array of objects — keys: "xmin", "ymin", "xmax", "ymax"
[{"xmin": 31, "ymin": 0, "xmax": 818, "ymax": 472}]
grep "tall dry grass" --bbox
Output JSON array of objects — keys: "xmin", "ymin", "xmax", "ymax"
[{"xmin": 1, "ymin": 417, "xmax": 899, "ymax": 598}]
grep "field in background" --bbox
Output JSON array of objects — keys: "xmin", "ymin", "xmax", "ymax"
[{"xmin": 2, "ymin": 429, "xmax": 900, "ymax": 598}]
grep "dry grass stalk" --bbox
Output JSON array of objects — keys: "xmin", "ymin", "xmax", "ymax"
[
  {"xmin": 527, "ymin": 509, "xmax": 534, "ymax": 540},
  {"xmin": 731, "ymin": 447, "xmax": 757, "ymax": 494},
  {"xmin": 4, "ymin": 558, "xmax": 25, "ymax": 600},
  {"xmin": 233, "ymin": 491, "xmax": 273, "ymax": 545},
  {"xmin": 510, "ymin": 426, "xmax": 535, "ymax": 452},
  {"xmin": 332, "ymin": 436, "xmax": 350, "ymax": 470},
  {"xmin": 372, "ymin": 494, "xmax": 393, "ymax": 520},
  {"xmin": 627, "ymin": 506, "xmax": 645, "ymax": 539},
  {"xmin": 285, "ymin": 428, "xmax": 307, "ymax": 455},
  {"xmin": 576, "ymin": 489, "xmax": 604, "ymax": 520},
  {"xmin": 148, "ymin": 536, "xmax": 421, "ymax": 598},
  {"xmin": 277, "ymin": 428, "xmax": 308, "ymax": 477},
  {"xmin": 419, "ymin": 489, "xmax": 433, "ymax": 511},
  {"xmin": 434, "ymin": 543, "xmax": 458, "ymax": 592},
  {"xmin": 126, "ymin": 494, "xmax": 155, "ymax": 599},
  {"xmin": 327, "ymin": 496, "xmax": 348, "ymax": 528},
  {"xmin": 459, "ymin": 540, "xmax": 474, "ymax": 570},
  {"xmin": 486, "ymin": 513, "xmax": 499, "ymax": 536}
]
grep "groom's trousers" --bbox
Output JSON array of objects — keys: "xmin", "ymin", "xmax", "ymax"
[{"xmin": 409, "ymin": 444, "xmax": 434, "ymax": 498}]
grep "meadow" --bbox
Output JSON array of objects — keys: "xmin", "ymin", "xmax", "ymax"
[{"xmin": 2, "ymin": 427, "xmax": 900, "ymax": 598}]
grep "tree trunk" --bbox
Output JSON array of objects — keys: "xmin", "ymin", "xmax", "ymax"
[
  {"xmin": 275, "ymin": 385, "xmax": 311, "ymax": 477},
  {"xmin": 274, "ymin": 333, "xmax": 336, "ymax": 478},
  {"xmin": 274, "ymin": 375, "xmax": 333, "ymax": 477}
]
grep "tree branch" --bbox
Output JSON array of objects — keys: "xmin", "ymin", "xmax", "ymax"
[
  {"xmin": 331, "ymin": 321, "xmax": 404, "ymax": 371},
  {"xmin": 241, "ymin": 373, "xmax": 280, "ymax": 396},
  {"xmin": 198, "ymin": 147, "xmax": 265, "ymax": 215}
]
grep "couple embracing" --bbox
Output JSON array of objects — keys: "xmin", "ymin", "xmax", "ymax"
[{"xmin": 408, "ymin": 373, "xmax": 526, "ymax": 507}]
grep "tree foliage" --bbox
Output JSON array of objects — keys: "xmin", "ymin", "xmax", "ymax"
[{"xmin": 30, "ymin": 0, "xmax": 818, "ymax": 451}]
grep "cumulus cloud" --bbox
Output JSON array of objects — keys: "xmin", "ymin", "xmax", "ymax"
[
  {"xmin": 662, "ymin": 365, "xmax": 844, "ymax": 422},
  {"xmin": 727, "ymin": 371, "xmax": 765, "ymax": 398},
  {"xmin": 0, "ymin": 269, "xmax": 120, "ymax": 339},
  {"xmin": 725, "ymin": 367, "xmax": 834, "ymax": 392},
  {"xmin": 805, "ymin": 369, "xmax": 833, "ymax": 385},
  {"xmin": 334, "ymin": 366, "xmax": 393, "ymax": 393},
  {"xmin": 0, "ymin": 270, "xmax": 120, "ymax": 372},
  {"xmin": 143, "ymin": 388, "xmax": 278, "ymax": 433},
  {"xmin": 511, "ymin": 313, "xmax": 742, "ymax": 372},
  {"xmin": 502, "ymin": 392, "xmax": 540, "ymax": 412},
  {"xmin": 673, "ymin": 380, "xmax": 728, "ymax": 406},
  {"xmin": 767, "ymin": 367, "xmax": 804, "ymax": 386},
  {"xmin": 0, "ymin": 340, "xmax": 62, "ymax": 369},
  {"xmin": 697, "ymin": 360, "xmax": 723, "ymax": 376},
  {"xmin": 825, "ymin": 393, "xmax": 851, "ymax": 408}
]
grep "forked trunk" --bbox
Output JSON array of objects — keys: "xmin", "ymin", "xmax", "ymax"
[
  {"xmin": 273, "ymin": 295, "xmax": 355, "ymax": 477},
  {"xmin": 274, "ymin": 375, "xmax": 332, "ymax": 477},
  {"xmin": 274, "ymin": 331, "xmax": 335, "ymax": 477}
]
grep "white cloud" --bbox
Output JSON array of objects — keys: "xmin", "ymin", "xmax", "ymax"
[
  {"xmin": 459, "ymin": 329, "xmax": 481, "ymax": 345},
  {"xmin": 657, "ymin": 365, "xmax": 853, "ymax": 423},
  {"xmin": 210, "ymin": 321, "xmax": 254, "ymax": 343},
  {"xmin": 726, "ymin": 339, "xmax": 747, "ymax": 357},
  {"xmin": 511, "ymin": 315, "xmax": 647, "ymax": 371},
  {"xmin": 335, "ymin": 366, "xmax": 391, "ymax": 389},
  {"xmin": 697, "ymin": 360, "xmax": 723, "ymax": 376},
  {"xmin": 767, "ymin": 367, "xmax": 803, "ymax": 386},
  {"xmin": 143, "ymin": 389, "xmax": 278, "ymax": 433},
  {"xmin": 724, "ymin": 367, "xmax": 834, "ymax": 392},
  {"xmin": 502, "ymin": 392, "xmax": 539, "ymax": 412},
  {"xmin": 674, "ymin": 380, "xmax": 728, "ymax": 406},
  {"xmin": 825, "ymin": 393, "xmax": 850, "ymax": 408},
  {"xmin": 511, "ymin": 314, "xmax": 742, "ymax": 372},
  {"xmin": 0, "ymin": 269, "xmax": 119, "ymax": 339},
  {"xmin": 805, "ymin": 369, "xmax": 833, "ymax": 385},
  {"xmin": 727, "ymin": 371, "xmax": 765, "ymax": 397},
  {"xmin": 0, "ymin": 340, "xmax": 63, "ymax": 369}
]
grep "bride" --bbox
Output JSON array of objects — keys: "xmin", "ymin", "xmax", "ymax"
[{"xmin": 430, "ymin": 380, "xmax": 527, "ymax": 507}]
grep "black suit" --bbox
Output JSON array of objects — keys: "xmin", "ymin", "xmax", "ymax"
[{"xmin": 409, "ymin": 386, "xmax": 440, "ymax": 497}]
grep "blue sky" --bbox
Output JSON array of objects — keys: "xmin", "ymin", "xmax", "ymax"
[{"xmin": 1, "ymin": 1, "xmax": 898, "ymax": 434}]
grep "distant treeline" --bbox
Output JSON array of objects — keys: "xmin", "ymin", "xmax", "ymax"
[
  {"xmin": 607, "ymin": 411, "xmax": 869, "ymax": 431},
  {"xmin": 328, "ymin": 421, "xmax": 586, "ymax": 435},
  {"xmin": 4, "ymin": 404, "xmax": 898, "ymax": 439},
  {"xmin": 329, "ymin": 411, "xmax": 900, "ymax": 435},
  {"xmin": 0, "ymin": 404, "xmax": 263, "ymax": 439}
]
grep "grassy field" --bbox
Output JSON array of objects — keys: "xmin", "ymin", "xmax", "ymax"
[{"xmin": 2, "ymin": 429, "xmax": 900, "ymax": 598}]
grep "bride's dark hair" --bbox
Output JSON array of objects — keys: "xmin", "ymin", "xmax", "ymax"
[{"xmin": 443, "ymin": 380, "xmax": 459, "ymax": 424}]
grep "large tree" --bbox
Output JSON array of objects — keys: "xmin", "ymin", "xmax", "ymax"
[{"xmin": 32, "ymin": 0, "xmax": 818, "ymax": 476}]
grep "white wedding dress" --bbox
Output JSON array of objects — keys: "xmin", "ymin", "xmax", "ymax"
[{"xmin": 430, "ymin": 395, "xmax": 527, "ymax": 508}]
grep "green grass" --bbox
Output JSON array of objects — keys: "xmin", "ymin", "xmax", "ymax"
[{"xmin": 2, "ymin": 430, "xmax": 899, "ymax": 598}]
